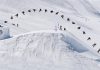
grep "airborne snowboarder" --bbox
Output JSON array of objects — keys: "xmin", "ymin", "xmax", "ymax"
[
  {"xmin": 77, "ymin": 27, "xmax": 81, "ymax": 29},
  {"xmin": 22, "ymin": 11, "xmax": 25, "ymax": 15},
  {"xmin": 92, "ymin": 43, "xmax": 96, "ymax": 47},
  {"xmin": 15, "ymin": 13, "xmax": 18, "ymax": 17},
  {"xmin": 55, "ymin": 12, "xmax": 59, "ymax": 15},
  {"xmin": 67, "ymin": 18, "xmax": 70, "ymax": 21},
  {"xmin": 45, "ymin": 9, "xmax": 47, "ymax": 12},
  {"xmin": 61, "ymin": 15, "xmax": 64, "ymax": 19},
  {"xmin": 83, "ymin": 31, "xmax": 86, "ymax": 34},
  {"xmin": 10, "ymin": 16, "xmax": 13, "ymax": 19},
  {"xmin": 64, "ymin": 28, "xmax": 66, "ymax": 30},
  {"xmin": 97, "ymin": 49, "xmax": 100, "ymax": 53},
  {"xmin": 28, "ymin": 10, "xmax": 31, "ymax": 12},
  {"xmin": 50, "ymin": 10, "xmax": 53, "ymax": 13},
  {"xmin": 33, "ymin": 9, "xmax": 36, "ymax": 12},
  {"xmin": 4, "ymin": 21, "xmax": 7, "ymax": 23},
  {"xmin": 72, "ymin": 22, "xmax": 75, "ymax": 24},
  {"xmin": 39, "ymin": 9, "xmax": 42, "ymax": 12},
  {"xmin": 87, "ymin": 37, "xmax": 91, "ymax": 40}
]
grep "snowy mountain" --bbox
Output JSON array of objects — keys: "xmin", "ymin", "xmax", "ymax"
[{"xmin": 0, "ymin": 0, "xmax": 100, "ymax": 70}]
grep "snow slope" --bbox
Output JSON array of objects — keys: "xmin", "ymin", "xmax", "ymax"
[
  {"xmin": 0, "ymin": 30, "xmax": 100, "ymax": 70},
  {"xmin": 0, "ymin": 0, "xmax": 100, "ymax": 70}
]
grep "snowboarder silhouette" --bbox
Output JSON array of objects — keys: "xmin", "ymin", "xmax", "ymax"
[
  {"xmin": 61, "ymin": 15, "xmax": 64, "ymax": 19},
  {"xmin": 60, "ymin": 25, "xmax": 62, "ymax": 30},
  {"xmin": 17, "ymin": 24, "xmax": 19, "ymax": 27},
  {"xmin": 22, "ymin": 11, "xmax": 25, "ymax": 15},
  {"xmin": 45, "ymin": 9, "xmax": 47, "ymax": 12},
  {"xmin": 12, "ymin": 23, "xmax": 15, "ymax": 26},
  {"xmin": 4, "ymin": 21, "xmax": 7, "ymax": 23},
  {"xmin": 72, "ymin": 22, "xmax": 75, "ymax": 24},
  {"xmin": 97, "ymin": 49, "xmax": 100, "ymax": 53},
  {"xmin": 83, "ymin": 31, "xmax": 86, "ymax": 34},
  {"xmin": 10, "ymin": 16, "xmax": 13, "ymax": 19},
  {"xmin": 92, "ymin": 43, "xmax": 96, "ymax": 47},
  {"xmin": 55, "ymin": 12, "xmax": 59, "ymax": 15},
  {"xmin": 39, "ymin": 9, "xmax": 42, "ymax": 12},
  {"xmin": 28, "ymin": 10, "xmax": 31, "ymax": 12},
  {"xmin": 64, "ymin": 28, "xmax": 66, "ymax": 30},
  {"xmin": 67, "ymin": 18, "xmax": 70, "ymax": 21},
  {"xmin": 77, "ymin": 27, "xmax": 81, "ymax": 29},
  {"xmin": 87, "ymin": 37, "xmax": 91, "ymax": 40},
  {"xmin": 33, "ymin": 9, "xmax": 36, "ymax": 12},
  {"xmin": 0, "ymin": 25, "xmax": 2, "ymax": 27},
  {"xmin": 15, "ymin": 13, "xmax": 18, "ymax": 17},
  {"xmin": 50, "ymin": 10, "xmax": 53, "ymax": 13}
]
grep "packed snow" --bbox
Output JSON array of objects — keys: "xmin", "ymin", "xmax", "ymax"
[{"xmin": 0, "ymin": 0, "xmax": 100, "ymax": 70}]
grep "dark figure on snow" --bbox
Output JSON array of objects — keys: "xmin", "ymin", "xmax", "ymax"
[
  {"xmin": 22, "ymin": 11, "xmax": 25, "ymax": 15},
  {"xmin": 39, "ymin": 9, "xmax": 42, "ymax": 12},
  {"xmin": 45, "ymin": 9, "xmax": 47, "ymax": 12},
  {"xmin": 10, "ymin": 16, "xmax": 13, "ymax": 19},
  {"xmin": 4, "ymin": 21, "xmax": 7, "ymax": 23},
  {"xmin": 61, "ymin": 15, "xmax": 64, "ymax": 19},
  {"xmin": 72, "ymin": 22, "xmax": 75, "ymax": 24},
  {"xmin": 64, "ymin": 28, "xmax": 66, "ymax": 30},
  {"xmin": 83, "ymin": 31, "xmax": 86, "ymax": 34},
  {"xmin": 0, "ymin": 25, "xmax": 2, "ymax": 27},
  {"xmin": 28, "ymin": 10, "xmax": 31, "ymax": 12},
  {"xmin": 17, "ymin": 24, "xmax": 19, "ymax": 27},
  {"xmin": 87, "ymin": 37, "xmax": 91, "ymax": 40},
  {"xmin": 77, "ymin": 27, "xmax": 81, "ymax": 29},
  {"xmin": 12, "ymin": 23, "xmax": 15, "ymax": 26},
  {"xmin": 50, "ymin": 10, "xmax": 53, "ymax": 13},
  {"xmin": 67, "ymin": 18, "xmax": 70, "ymax": 21},
  {"xmin": 55, "ymin": 12, "xmax": 59, "ymax": 15},
  {"xmin": 33, "ymin": 9, "xmax": 36, "ymax": 12},
  {"xmin": 15, "ymin": 13, "xmax": 18, "ymax": 17},
  {"xmin": 92, "ymin": 43, "xmax": 96, "ymax": 47},
  {"xmin": 97, "ymin": 49, "xmax": 100, "ymax": 53},
  {"xmin": 60, "ymin": 25, "xmax": 62, "ymax": 30}
]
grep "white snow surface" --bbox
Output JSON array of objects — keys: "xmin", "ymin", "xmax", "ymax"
[{"xmin": 0, "ymin": 0, "xmax": 100, "ymax": 70}]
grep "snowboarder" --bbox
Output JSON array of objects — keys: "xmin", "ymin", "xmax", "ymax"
[
  {"xmin": 83, "ymin": 31, "xmax": 86, "ymax": 34},
  {"xmin": 28, "ymin": 10, "xmax": 31, "ymax": 12},
  {"xmin": 50, "ymin": 10, "xmax": 53, "ymax": 13},
  {"xmin": 0, "ymin": 30, "xmax": 3, "ymax": 35},
  {"xmin": 45, "ymin": 9, "xmax": 47, "ymax": 12},
  {"xmin": 39, "ymin": 9, "xmax": 42, "ymax": 12},
  {"xmin": 87, "ymin": 37, "xmax": 91, "ymax": 40},
  {"xmin": 55, "ymin": 12, "xmax": 59, "ymax": 15},
  {"xmin": 97, "ymin": 49, "xmax": 100, "ymax": 53},
  {"xmin": 77, "ymin": 27, "xmax": 81, "ymax": 29},
  {"xmin": 92, "ymin": 43, "xmax": 96, "ymax": 47},
  {"xmin": 0, "ymin": 25, "xmax": 2, "ymax": 27},
  {"xmin": 22, "ymin": 11, "xmax": 25, "ymax": 15},
  {"xmin": 67, "ymin": 18, "xmax": 70, "ymax": 21},
  {"xmin": 61, "ymin": 15, "xmax": 64, "ymax": 19},
  {"xmin": 4, "ymin": 21, "xmax": 7, "ymax": 23},
  {"xmin": 64, "ymin": 28, "xmax": 66, "ymax": 30},
  {"xmin": 72, "ymin": 22, "xmax": 75, "ymax": 24},
  {"xmin": 60, "ymin": 25, "xmax": 62, "ymax": 30},
  {"xmin": 10, "ymin": 16, "xmax": 13, "ymax": 19},
  {"xmin": 12, "ymin": 23, "xmax": 15, "ymax": 26},
  {"xmin": 17, "ymin": 24, "xmax": 19, "ymax": 27},
  {"xmin": 33, "ymin": 9, "xmax": 36, "ymax": 12},
  {"xmin": 15, "ymin": 13, "xmax": 18, "ymax": 17}
]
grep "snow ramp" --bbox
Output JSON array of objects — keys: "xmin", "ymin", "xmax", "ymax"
[{"xmin": 0, "ymin": 30, "xmax": 100, "ymax": 70}]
